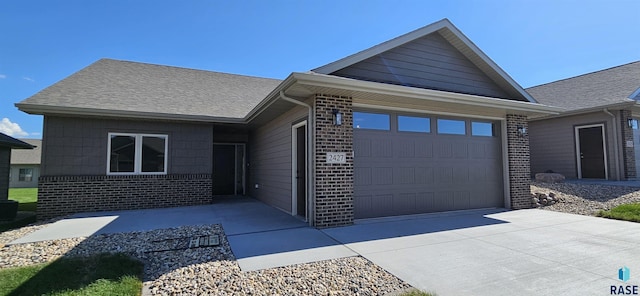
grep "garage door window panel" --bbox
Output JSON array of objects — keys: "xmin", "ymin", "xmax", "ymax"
[
  {"xmin": 437, "ymin": 119, "xmax": 466, "ymax": 135},
  {"xmin": 472, "ymin": 122, "xmax": 495, "ymax": 137},
  {"xmin": 398, "ymin": 115, "xmax": 431, "ymax": 133},
  {"xmin": 354, "ymin": 112, "xmax": 390, "ymax": 130}
]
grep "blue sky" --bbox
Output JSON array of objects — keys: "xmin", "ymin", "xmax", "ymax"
[{"xmin": 1, "ymin": 0, "xmax": 639, "ymax": 138}]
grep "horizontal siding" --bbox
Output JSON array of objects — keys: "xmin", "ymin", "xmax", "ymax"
[
  {"xmin": 331, "ymin": 32, "xmax": 510, "ymax": 99},
  {"xmin": 530, "ymin": 112, "xmax": 618, "ymax": 179},
  {"xmin": 42, "ymin": 116, "xmax": 213, "ymax": 176},
  {"xmin": 248, "ymin": 105, "xmax": 307, "ymax": 213}
]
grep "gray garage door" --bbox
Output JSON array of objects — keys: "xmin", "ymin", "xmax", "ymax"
[{"xmin": 353, "ymin": 112, "xmax": 504, "ymax": 219}]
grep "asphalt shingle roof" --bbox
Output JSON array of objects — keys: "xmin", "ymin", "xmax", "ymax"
[
  {"xmin": 18, "ymin": 59, "xmax": 283, "ymax": 119},
  {"xmin": 526, "ymin": 61, "xmax": 640, "ymax": 111},
  {"xmin": 11, "ymin": 139, "xmax": 41, "ymax": 164}
]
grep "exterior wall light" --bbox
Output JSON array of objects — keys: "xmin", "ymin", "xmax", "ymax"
[
  {"xmin": 628, "ymin": 118, "xmax": 635, "ymax": 128},
  {"xmin": 332, "ymin": 109, "xmax": 342, "ymax": 126},
  {"xmin": 517, "ymin": 126, "xmax": 527, "ymax": 138}
]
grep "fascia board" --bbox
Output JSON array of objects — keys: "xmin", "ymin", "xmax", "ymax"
[
  {"xmin": 15, "ymin": 103, "xmax": 246, "ymax": 124},
  {"xmin": 293, "ymin": 72, "xmax": 560, "ymax": 115}
]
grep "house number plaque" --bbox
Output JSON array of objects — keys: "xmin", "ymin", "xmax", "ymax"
[{"xmin": 326, "ymin": 152, "xmax": 347, "ymax": 163}]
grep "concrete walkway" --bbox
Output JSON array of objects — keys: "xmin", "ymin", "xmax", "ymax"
[
  {"xmin": 9, "ymin": 201, "xmax": 640, "ymax": 295},
  {"xmin": 564, "ymin": 179, "xmax": 640, "ymax": 187}
]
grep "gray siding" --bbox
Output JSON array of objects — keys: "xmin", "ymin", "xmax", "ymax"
[
  {"xmin": 331, "ymin": 32, "xmax": 511, "ymax": 99},
  {"xmin": 9, "ymin": 164, "xmax": 39, "ymax": 188},
  {"xmin": 248, "ymin": 106, "xmax": 308, "ymax": 213},
  {"xmin": 42, "ymin": 116, "xmax": 213, "ymax": 176},
  {"xmin": 530, "ymin": 112, "xmax": 619, "ymax": 179}
]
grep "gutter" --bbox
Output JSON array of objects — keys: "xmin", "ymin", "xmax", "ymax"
[
  {"xmin": 603, "ymin": 108, "xmax": 621, "ymax": 180},
  {"xmin": 277, "ymin": 91, "xmax": 315, "ymax": 227}
]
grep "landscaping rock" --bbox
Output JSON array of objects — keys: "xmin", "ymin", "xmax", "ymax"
[{"xmin": 535, "ymin": 173, "xmax": 566, "ymax": 183}]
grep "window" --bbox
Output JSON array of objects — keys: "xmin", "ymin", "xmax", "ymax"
[
  {"xmin": 631, "ymin": 119, "xmax": 639, "ymax": 130},
  {"xmin": 471, "ymin": 122, "xmax": 494, "ymax": 136},
  {"xmin": 437, "ymin": 119, "xmax": 466, "ymax": 135},
  {"xmin": 398, "ymin": 115, "xmax": 430, "ymax": 133},
  {"xmin": 353, "ymin": 112, "xmax": 390, "ymax": 130},
  {"xmin": 108, "ymin": 133, "xmax": 167, "ymax": 175},
  {"xmin": 19, "ymin": 168, "xmax": 33, "ymax": 182}
]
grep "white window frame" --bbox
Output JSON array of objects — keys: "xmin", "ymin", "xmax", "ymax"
[{"xmin": 107, "ymin": 132, "xmax": 168, "ymax": 175}]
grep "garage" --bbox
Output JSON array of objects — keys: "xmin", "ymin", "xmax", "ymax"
[{"xmin": 353, "ymin": 110, "xmax": 504, "ymax": 219}]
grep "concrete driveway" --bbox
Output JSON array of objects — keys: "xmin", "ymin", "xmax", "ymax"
[
  {"xmin": 323, "ymin": 209, "xmax": 640, "ymax": 296},
  {"xmin": 10, "ymin": 200, "xmax": 640, "ymax": 295}
]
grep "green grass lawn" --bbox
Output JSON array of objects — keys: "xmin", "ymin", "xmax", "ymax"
[
  {"xmin": 8, "ymin": 188, "xmax": 37, "ymax": 212},
  {"xmin": 0, "ymin": 253, "xmax": 143, "ymax": 296},
  {"xmin": 1, "ymin": 188, "xmax": 38, "ymax": 233},
  {"xmin": 598, "ymin": 203, "xmax": 640, "ymax": 223}
]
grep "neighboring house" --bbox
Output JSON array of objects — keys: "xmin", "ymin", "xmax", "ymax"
[
  {"xmin": 0, "ymin": 133, "xmax": 34, "ymax": 205},
  {"xmin": 16, "ymin": 19, "xmax": 557, "ymax": 227},
  {"xmin": 527, "ymin": 61, "xmax": 640, "ymax": 180},
  {"xmin": 10, "ymin": 139, "xmax": 41, "ymax": 188}
]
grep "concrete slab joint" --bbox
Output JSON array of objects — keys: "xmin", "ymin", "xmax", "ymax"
[
  {"xmin": 506, "ymin": 114, "xmax": 532, "ymax": 209},
  {"xmin": 313, "ymin": 94, "xmax": 355, "ymax": 228}
]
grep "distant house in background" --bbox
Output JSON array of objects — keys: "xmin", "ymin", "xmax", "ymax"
[
  {"xmin": 10, "ymin": 139, "xmax": 41, "ymax": 188},
  {"xmin": 527, "ymin": 61, "xmax": 640, "ymax": 180}
]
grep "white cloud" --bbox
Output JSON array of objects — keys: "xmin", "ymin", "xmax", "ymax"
[
  {"xmin": 0, "ymin": 74, "xmax": 6, "ymax": 79},
  {"xmin": 0, "ymin": 118, "xmax": 29, "ymax": 137},
  {"xmin": 22, "ymin": 76, "xmax": 34, "ymax": 82}
]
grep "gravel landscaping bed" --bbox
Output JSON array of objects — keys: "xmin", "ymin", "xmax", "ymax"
[
  {"xmin": 531, "ymin": 181, "xmax": 640, "ymax": 215},
  {"xmin": 1, "ymin": 223, "xmax": 410, "ymax": 295}
]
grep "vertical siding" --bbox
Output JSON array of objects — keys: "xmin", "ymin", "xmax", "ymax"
[
  {"xmin": 41, "ymin": 116, "xmax": 213, "ymax": 176},
  {"xmin": 331, "ymin": 32, "xmax": 511, "ymax": 99},
  {"xmin": 529, "ymin": 112, "xmax": 618, "ymax": 179},
  {"xmin": 248, "ymin": 105, "xmax": 308, "ymax": 213},
  {"xmin": 0, "ymin": 148, "xmax": 9, "ymax": 201}
]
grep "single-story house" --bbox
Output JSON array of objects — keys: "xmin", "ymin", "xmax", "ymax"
[
  {"xmin": 16, "ymin": 19, "xmax": 557, "ymax": 227},
  {"xmin": 527, "ymin": 61, "xmax": 640, "ymax": 180},
  {"xmin": 0, "ymin": 133, "xmax": 34, "ymax": 220},
  {"xmin": 10, "ymin": 139, "xmax": 41, "ymax": 188}
]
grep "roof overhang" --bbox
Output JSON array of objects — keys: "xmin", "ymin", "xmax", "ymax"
[
  {"xmin": 16, "ymin": 103, "xmax": 247, "ymax": 124},
  {"xmin": 248, "ymin": 72, "xmax": 559, "ymax": 121},
  {"xmin": 530, "ymin": 101, "xmax": 639, "ymax": 121}
]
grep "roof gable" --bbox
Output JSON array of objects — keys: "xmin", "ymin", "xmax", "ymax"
[
  {"xmin": 313, "ymin": 19, "xmax": 533, "ymax": 102},
  {"xmin": 526, "ymin": 61, "xmax": 640, "ymax": 110}
]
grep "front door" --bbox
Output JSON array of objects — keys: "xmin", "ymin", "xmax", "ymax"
[
  {"xmin": 292, "ymin": 121, "xmax": 307, "ymax": 219},
  {"xmin": 576, "ymin": 125, "xmax": 607, "ymax": 179},
  {"xmin": 213, "ymin": 144, "xmax": 245, "ymax": 195}
]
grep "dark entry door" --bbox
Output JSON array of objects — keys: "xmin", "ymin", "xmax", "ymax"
[
  {"xmin": 578, "ymin": 126, "xmax": 606, "ymax": 179},
  {"xmin": 295, "ymin": 126, "xmax": 306, "ymax": 218},
  {"xmin": 213, "ymin": 145, "xmax": 236, "ymax": 195}
]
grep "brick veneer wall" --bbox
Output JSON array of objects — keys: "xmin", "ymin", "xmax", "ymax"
[
  {"xmin": 37, "ymin": 174, "xmax": 212, "ymax": 219},
  {"xmin": 313, "ymin": 94, "xmax": 354, "ymax": 228},
  {"xmin": 620, "ymin": 109, "xmax": 636, "ymax": 179},
  {"xmin": 506, "ymin": 114, "xmax": 532, "ymax": 209}
]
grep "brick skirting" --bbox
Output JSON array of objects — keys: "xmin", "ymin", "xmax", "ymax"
[{"xmin": 37, "ymin": 174, "xmax": 212, "ymax": 220}]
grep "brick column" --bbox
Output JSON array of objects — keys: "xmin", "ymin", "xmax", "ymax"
[
  {"xmin": 506, "ymin": 114, "xmax": 531, "ymax": 209},
  {"xmin": 620, "ymin": 110, "xmax": 636, "ymax": 179},
  {"xmin": 313, "ymin": 94, "xmax": 354, "ymax": 228}
]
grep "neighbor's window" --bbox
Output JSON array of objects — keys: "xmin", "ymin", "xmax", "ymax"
[
  {"xmin": 471, "ymin": 122, "xmax": 494, "ymax": 137},
  {"xmin": 108, "ymin": 133, "xmax": 167, "ymax": 175},
  {"xmin": 18, "ymin": 168, "xmax": 33, "ymax": 182},
  {"xmin": 437, "ymin": 119, "xmax": 466, "ymax": 135},
  {"xmin": 398, "ymin": 115, "xmax": 430, "ymax": 133},
  {"xmin": 353, "ymin": 112, "xmax": 390, "ymax": 130}
]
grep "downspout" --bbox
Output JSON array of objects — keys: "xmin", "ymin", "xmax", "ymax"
[
  {"xmin": 278, "ymin": 91, "xmax": 315, "ymax": 226},
  {"xmin": 604, "ymin": 108, "xmax": 620, "ymax": 180}
]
